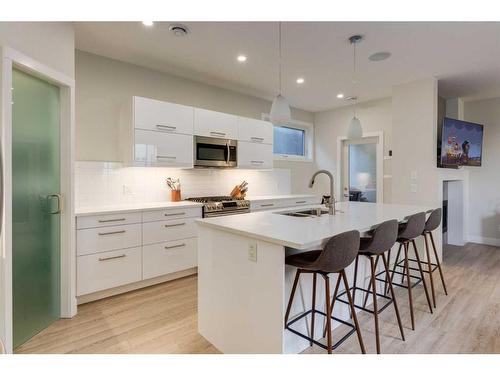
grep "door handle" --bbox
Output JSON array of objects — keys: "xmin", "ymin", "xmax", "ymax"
[
  {"xmin": 226, "ymin": 142, "xmax": 230, "ymax": 164},
  {"xmin": 47, "ymin": 193, "xmax": 62, "ymax": 214}
]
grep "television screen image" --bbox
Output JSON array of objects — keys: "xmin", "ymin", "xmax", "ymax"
[{"xmin": 440, "ymin": 117, "xmax": 483, "ymax": 167}]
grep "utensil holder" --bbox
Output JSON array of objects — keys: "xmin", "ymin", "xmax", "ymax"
[{"xmin": 171, "ymin": 190, "xmax": 181, "ymax": 202}]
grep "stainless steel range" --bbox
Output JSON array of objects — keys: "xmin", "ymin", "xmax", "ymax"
[{"xmin": 186, "ymin": 196, "xmax": 250, "ymax": 218}]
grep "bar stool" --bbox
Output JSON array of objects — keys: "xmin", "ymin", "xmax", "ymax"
[
  {"xmin": 420, "ymin": 208, "xmax": 448, "ymax": 307},
  {"xmin": 381, "ymin": 212, "xmax": 433, "ymax": 330},
  {"xmin": 284, "ymin": 230, "xmax": 365, "ymax": 354},
  {"xmin": 335, "ymin": 220, "xmax": 405, "ymax": 354}
]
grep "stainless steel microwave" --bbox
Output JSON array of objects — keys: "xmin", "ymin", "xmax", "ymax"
[{"xmin": 194, "ymin": 136, "xmax": 237, "ymax": 168}]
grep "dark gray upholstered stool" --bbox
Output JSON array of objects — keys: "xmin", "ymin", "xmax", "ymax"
[
  {"xmin": 379, "ymin": 212, "xmax": 433, "ymax": 331},
  {"xmin": 284, "ymin": 230, "xmax": 365, "ymax": 354},
  {"xmin": 335, "ymin": 219, "xmax": 404, "ymax": 354},
  {"xmin": 408, "ymin": 209, "xmax": 448, "ymax": 308}
]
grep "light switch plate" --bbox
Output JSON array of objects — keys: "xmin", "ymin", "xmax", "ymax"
[
  {"xmin": 410, "ymin": 171, "xmax": 418, "ymax": 180},
  {"xmin": 410, "ymin": 183, "xmax": 418, "ymax": 193},
  {"xmin": 248, "ymin": 243, "xmax": 257, "ymax": 262}
]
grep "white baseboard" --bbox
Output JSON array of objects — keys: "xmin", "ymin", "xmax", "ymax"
[{"xmin": 468, "ymin": 236, "xmax": 500, "ymax": 247}]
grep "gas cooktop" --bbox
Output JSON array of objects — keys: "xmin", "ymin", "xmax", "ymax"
[{"xmin": 186, "ymin": 196, "xmax": 250, "ymax": 217}]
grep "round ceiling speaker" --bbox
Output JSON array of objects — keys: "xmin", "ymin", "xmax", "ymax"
[
  {"xmin": 369, "ymin": 51, "xmax": 391, "ymax": 61},
  {"xmin": 169, "ymin": 24, "xmax": 190, "ymax": 37}
]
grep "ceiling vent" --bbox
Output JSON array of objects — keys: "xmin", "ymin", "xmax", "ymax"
[{"xmin": 169, "ymin": 24, "xmax": 190, "ymax": 37}]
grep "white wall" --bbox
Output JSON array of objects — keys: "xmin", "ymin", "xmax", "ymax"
[
  {"xmin": 464, "ymin": 97, "xmax": 500, "ymax": 246},
  {"xmin": 313, "ymin": 97, "xmax": 393, "ymax": 200},
  {"xmin": 0, "ymin": 22, "xmax": 75, "ymax": 78}
]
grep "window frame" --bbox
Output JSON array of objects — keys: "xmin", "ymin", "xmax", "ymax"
[{"xmin": 262, "ymin": 114, "xmax": 314, "ymax": 162}]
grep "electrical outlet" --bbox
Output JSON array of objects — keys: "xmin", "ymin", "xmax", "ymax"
[
  {"xmin": 122, "ymin": 184, "xmax": 133, "ymax": 195},
  {"xmin": 410, "ymin": 183, "xmax": 418, "ymax": 193},
  {"xmin": 248, "ymin": 243, "xmax": 257, "ymax": 262},
  {"xmin": 410, "ymin": 170, "xmax": 418, "ymax": 180}
]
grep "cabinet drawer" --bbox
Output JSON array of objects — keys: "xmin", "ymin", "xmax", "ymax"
[
  {"xmin": 134, "ymin": 96, "xmax": 194, "ymax": 135},
  {"xmin": 237, "ymin": 142, "xmax": 273, "ymax": 169},
  {"xmin": 282, "ymin": 196, "xmax": 320, "ymax": 207},
  {"xmin": 77, "ymin": 212, "xmax": 142, "ymax": 230},
  {"xmin": 237, "ymin": 117, "xmax": 273, "ymax": 144},
  {"xmin": 143, "ymin": 219, "xmax": 196, "ymax": 245},
  {"xmin": 250, "ymin": 200, "xmax": 281, "ymax": 211},
  {"xmin": 134, "ymin": 129, "xmax": 193, "ymax": 167},
  {"xmin": 194, "ymin": 108, "xmax": 238, "ymax": 139},
  {"xmin": 142, "ymin": 206, "xmax": 201, "ymax": 222},
  {"xmin": 77, "ymin": 223, "xmax": 142, "ymax": 256},
  {"xmin": 143, "ymin": 238, "xmax": 197, "ymax": 280},
  {"xmin": 77, "ymin": 247, "xmax": 142, "ymax": 296}
]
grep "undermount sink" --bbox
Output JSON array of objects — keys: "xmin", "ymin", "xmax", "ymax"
[{"xmin": 278, "ymin": 208, "xmax": 329, "ymax": 217}]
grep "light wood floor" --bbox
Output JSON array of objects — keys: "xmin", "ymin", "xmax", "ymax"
[{"xmin": 16, "ymin": 242, "xmax": 500, "ymax": 354}]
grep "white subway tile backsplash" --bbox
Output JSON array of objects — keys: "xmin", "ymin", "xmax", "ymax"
[{"xmin": 75, "ymin": 162, "xmax": 291, "ymax": 209}]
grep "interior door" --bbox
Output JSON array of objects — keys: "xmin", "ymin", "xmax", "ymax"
[
  {"xmin": 11, "ymin": 68, "xmax": 61, "ymax": 348},
  {"xmin": 342, "ymin": 137, "xmax": 379, "ymax": 203}
]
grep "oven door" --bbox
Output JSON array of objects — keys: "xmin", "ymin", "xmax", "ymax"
[{"xmin": 194, "ymin": 136, "xmax": 237, "ymax": 167}]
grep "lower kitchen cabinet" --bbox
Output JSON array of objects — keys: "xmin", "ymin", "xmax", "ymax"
[{"xmin": 143, "ymin": 238, "xmax": 197, "ymax": 280}]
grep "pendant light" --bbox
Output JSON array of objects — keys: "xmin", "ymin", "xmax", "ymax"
[
  {"xmin": 347, "ymin": 35, "xmax": 363, "ymax": 139},
  {"xmin": 270, "ymin": 22, "xmax": 291, "ymax": 125}
]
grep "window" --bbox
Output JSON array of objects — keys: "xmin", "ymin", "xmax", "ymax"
[{"xmin": 273, "ymin": 126, "xmax": 305, "ymax": 157}]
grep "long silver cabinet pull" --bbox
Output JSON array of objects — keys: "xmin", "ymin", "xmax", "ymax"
[
  {"xmin": 98, "ymin": 230, "xmax": 126, "ymax": 236},
  {"xmin": 210, "ymin": 131, "xmax": 226, "ymax": 136},
  {"xmin": 260, "ymin": 203, "xmax": 274, "ymax": 207},
  {"xmin": 164, "ymin": 243, "xmax": 186, "ymax": 250},
  {"xmin": 164, "ymin": 222, "xmax": 186, "ymax": 228},
  {"xmin": 98, "ymin": 254, "xmax": 126, "ymax": 261},
  {"xmin": 98, "ymin": 218, "xmax": 126, "ymax": 223},
  {"xmin": 157, "ymin": 155, "xmax": 177, "ymax": 160},
  {"xmin": 164, "ymin": 212, "xmax": 186, "ymax": 217},
  {"xmin": 251, "ymin": 160, "xmax": 264, "ymax": 164},
  {"xmin": 295, "ymin": 200, "xmax": 306, "ymax": 204},
  {"xmin": 156, "ymin": 124, "xmax": 177, "ymax": 131},
  {"xmin": 251, "ymin": 137, "xmax": 264, "ymax": 142}
]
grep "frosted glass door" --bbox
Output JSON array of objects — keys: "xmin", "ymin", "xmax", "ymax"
[
  {"xmin": 12, "ymin": 69, "xmax": 61, "ymax": 348},
  {"xmin": 348, "ymin": 143, "xmax": 377, "ymax": 203}
]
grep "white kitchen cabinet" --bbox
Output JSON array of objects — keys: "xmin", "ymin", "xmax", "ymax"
[
  {"xmin": 142, "ymin": 206, "xmax": 201, "ymax": 222},
  {"xmin": 77, "ymin": 247, "xmax": 142, "ymax": 296},
  {"xmin": 194, "ymin": 108, "xmax": 238, "ymax": 139},
  {"xmin": 250, "ymin": 196, "xmax": 320, "ymax": 212},
  {"xmin": 134, "ymin": 129, "xmax": 193, "ymax": 167},
  {"xmin": 77, "ymin": 223, "xmax": 142, "ymax": 256},
  {"xmin": 237, "ymin": 142, "xmax": 273, "ymax": 169},
  {"xmin": 237, "ymin": 117, "xmax": 273, "ymax": 144},
  {"xmin": 77, "ymin": 212, "xmax": 142, "ymax": 230},
  {"xmin": 134, "ymin": 96, "xmax": 194, "ymax": 135},
  {"xmin": 143, "ymin": 238, "xmax": 197, "ymax": 280},
  {"xmin": 142, "ymin": 218, "xmax": 197, "ymax": 245}
]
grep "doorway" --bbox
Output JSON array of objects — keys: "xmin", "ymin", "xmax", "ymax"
[{"xmin": 338, "ymin": 133, "xmax": 384, "ymax": 203}]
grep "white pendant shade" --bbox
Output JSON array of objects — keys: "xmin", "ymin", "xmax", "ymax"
[
  {"xmin": 269, "ymin": 94, "xmax": 291, "ymax": 125},
  {"xmin": 347, "ymin": 116, "xmax": 363, "ymax": 139}
]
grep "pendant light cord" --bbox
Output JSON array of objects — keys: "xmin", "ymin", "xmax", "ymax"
[
  {"xmin": 353, "ymin": 38, "xmax": 357, "ymax": 118},
  {"xmin": 278, "ymin": 22, "xmax": 282, "ymax": 96}
]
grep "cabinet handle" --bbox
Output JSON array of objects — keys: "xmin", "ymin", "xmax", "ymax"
[
  {"xmin": 156, "ymin": 125, "xmax": 177, "ymax": 131},
  {"xmin": 157, "ymin": 155, "xmax": 177, "ymax": 160},
  {"xmin": 210, "ymin": 131, "xmax": 226, "ymax": 137},
  {"xmin": 251, "ymin": 160, "xmax": 264, "ymax": 164},
  {"xmin": 260, "ymin": 203, "xmax": 274, "ymax": 207},
  {"xmin": 295, "ymin": 200, "xmax": 306, "ymax": 204},
  {"xmin": 98, "ymin": 230, "xmax": 126, "ymax": 236},
  {"xmin": 98, "ymin": 218, "xmax": 126, "ymax": 223},
  {"xmin": 164, "ymin": 222, "xmax": 186, "ymax": 228},
  {"xmin": 164, "ymin": 212, "xmax": 186, "ymax": 217},
  {"xmin": 98, "ymin": 254, "xmax": 126, "ymax": 261},
  {"xmin": 164, "ymin": 243, "xmax": 186, "ymax": 250},
  {"xmin": 251, "ymin": 137, "xmax": 264, "ymax": 142}
]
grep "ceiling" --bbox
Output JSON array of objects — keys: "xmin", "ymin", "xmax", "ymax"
[{"xmin": 75, "ymin": 22, "xmax": 500, "ymax": 112}]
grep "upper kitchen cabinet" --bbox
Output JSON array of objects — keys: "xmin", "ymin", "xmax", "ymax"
[
  {"xmin": 194, "ymin": 108, "xmax": 238, "ymax": 139},
  {"xmin": 237, "ymin": 117, "xmax": 273, "ymax": 145},
  {"xmin": 134, "ymin": 96, "xmax": 194, "ymax": 135}
]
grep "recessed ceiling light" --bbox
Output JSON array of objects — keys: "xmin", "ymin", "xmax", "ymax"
[
  {"xmin": 237, "ymin": 55, "xmax": 247, "ymax": 62},
  {"xmin": 296, "ymin": 78, "xmax": 305, "ymax": 84},
  {"xmin": 337, "ymin": 93, "xmax": 344, "ymax": 99},
  {"xmin": 169, "ymin": 24, "xmax": 190, "ymax": 37},
  {"xmin": 369, "ymin": 51, "xmax": 391, "ymax": 62},
  {"xmin": 142, "ymin": 21, "xmax": 154, "ymax": 27}
]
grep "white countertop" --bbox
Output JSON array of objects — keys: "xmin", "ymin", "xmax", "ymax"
[
  {"xmin": 75, "ymin": 201, "xmax": 203, "ymax": 217},
  {"xmin": 196, "ymin": 201, "xmax": 434, "ymax": 249},
  {"xmin": 245, "ymin": 194, "xmax": 318, "ymax": 202}
]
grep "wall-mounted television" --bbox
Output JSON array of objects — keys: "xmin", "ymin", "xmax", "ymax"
[{"xmin": 439, "ymin": 117, "xmax": 483, "ymax": 168}]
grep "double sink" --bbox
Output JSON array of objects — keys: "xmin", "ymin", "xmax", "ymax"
[{"xmin": 278, "ymin": 208, "xmax": 329, "ymax": 218}]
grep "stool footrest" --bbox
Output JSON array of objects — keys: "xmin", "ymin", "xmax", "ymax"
[
  {"xmin": 375, "ymin": 266, "xmax": 423, "ymax": 290},
  {"xmin": 404, "ymin": 258, "xmax": 439, "ymax": 273},
  {"xmin": 285, "ymin": 309, "xmax": 356, "ymax": 351},
  {"xmin": 336, "ymin": 286, "xmax": 393, "ymax": 315}
]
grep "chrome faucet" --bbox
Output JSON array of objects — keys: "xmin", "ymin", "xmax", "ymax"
[{"xmin": 309, "ymin": 170, "xmax": 336, "ymax": 215}]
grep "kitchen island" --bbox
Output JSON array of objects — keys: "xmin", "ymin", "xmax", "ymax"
[{"xmin": 196, "ymin": 201, "xmax": 437, "ymax": 354}]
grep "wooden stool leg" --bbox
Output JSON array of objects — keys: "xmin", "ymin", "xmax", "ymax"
[
  {"xmin": 382, "ymin": 252, "xmax": 405, "ymax": 341},
  {"xmin": 385, "ymin": 248, "xmax": 392, "ymax": 295},
  {"xmin": 352, "ymin": 255, "xmax": 360, "ymax": 306},
  {"xmin": 430, "ymin": 231, "xmax": 448, "ymax": 295},
  {"xmin": 411, "ymin": 239, "xmax": 433, "ymax": 314},
  {"xmin": 363, "ymin": 255, "xmax": 380, "ymax": 309},
  {"xmin": 323, "ymin": 274, "xmax": 342, "ymax": 339},
  {"xmin": 341, "ymin": 270, "xmax": 366, "ymax": 354},
  {"xmin": 310, "ymin": 273, "xmax": 317, "ymax": 346},
  {"xmin": 403, "ymin": 242, "xmax": 415, "ymax": 330},
  {"xmin": 324, "ymin": 274, "xmax": 333, "ymax": 354},
  {"xmin": 369, "ymin": 256, "xmax": 381, "ymax": 354},
  {"xmin": 391, "ymin": 243, "xmax": 403, "ymax": 286},
  {"xmin": 284, "ymin": 269, "xmax": 301, "ymax": 327},
  {"xmin": 424, "ymin": 233, "xmax": 436, "ymax": 308}
]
